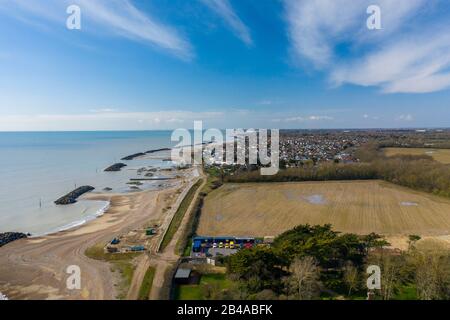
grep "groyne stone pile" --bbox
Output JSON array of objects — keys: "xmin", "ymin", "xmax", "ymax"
[
  {"xmin": 54, "ymin": 186, "xmax": 95, "ymax": 205},
  {"xmin": 0, "ymin": 232, "xmax": 28, "ymax": 248}
]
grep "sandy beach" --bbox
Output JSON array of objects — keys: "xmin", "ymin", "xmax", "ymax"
[{"xmin": 0, "ymin": 166, "xmax": 198, "ymax": 300}]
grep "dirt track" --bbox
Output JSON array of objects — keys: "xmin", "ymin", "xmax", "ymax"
[
  {"xmin": 148, "ymin": 171, "xmax": 206, "ymax": 300},
  {"xmin": 125, "ymin": 173, "xmax": 201, "ymax": 300}
]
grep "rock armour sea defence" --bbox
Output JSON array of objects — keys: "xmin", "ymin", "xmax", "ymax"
[
  {"xmin": 0, "ymin": 232, "xmax": 28, "ymax": 247},
  {"xmin": 104, "ymin": 163, "xmax": 127, "ymax": 172},
  {"xmin": 54, "ymin": 186, "xmax": 95, "ymax": 205}
]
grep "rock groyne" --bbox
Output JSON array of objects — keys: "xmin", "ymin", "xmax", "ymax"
[
  {"xmin": 54, "ymin": 186, "xmax": 95, "ymax": 205},
  {"xmin": 121, "ymin": 152, "xmax": 146, "ymax": 161},
  {"xmin": 0, "ymin": 232, "xmax": 28, "ymax": 248},
  {"xmin": 104, "ymin": 163, "xmax": 127, "ymax": 172},
  {"xmin": 145, "ymin": 148, "xmax": 171, "ymax": 154}
]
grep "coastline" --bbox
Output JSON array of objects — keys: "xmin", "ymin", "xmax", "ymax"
[
  {"xmin": 0, "ymin": 165, "xmax": 198, "ymax": 299},
  {"xmin": 0, "ymin": 134, "xmax": 206, "ymax": 299},
  {"xmin": 33, "ymin": 200, "xmax": 111, "ymax": 238}
]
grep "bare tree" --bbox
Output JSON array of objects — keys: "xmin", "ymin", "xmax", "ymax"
[
  {"xmin": 380, "ymin": 255, "xmax": 399, "ymax": 300},
  {"xmin": 368, "ymin": 253, "xmax": 401, "ymax": 300},
  {"xmin": 413, "ymin": 246, "xmax": 449, "ymax": 300},
  {"xmin": 343, "ymin": 261, "xmax": 360, "ymax": 296},
  {"xmin": 284, "ymin": 256, "xmax": 321, "ymax": 300}
]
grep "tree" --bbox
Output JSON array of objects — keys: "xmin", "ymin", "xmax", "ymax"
[
  {"xmin": 412, "ymin": 246, "xmax": 450, "ymax": 300},
  {"xmin": 226, "ymin": 247, "xmax": 284, "ymax": 293},
  {"xmin": 408, "ymin": 235, "xmax": 421, "ymax": 251},
  {"xmin": 283, "ymin": 256, "xmax": 321, "ymax": 300},
  {"xmin": 361, "ymin": 233, "xmax": 390, "ymax": 254},
  {"xmin": 377, "ymin": 254, "xmax": 402, "ymax": 300},
  {"xmin": 343, "ymin": 261, "xmax": 360, "ymax": 296}
]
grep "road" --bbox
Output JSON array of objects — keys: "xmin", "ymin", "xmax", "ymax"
[{"xmin": 147, "ymin": 168, "xmax": 206, "ymax": 300}]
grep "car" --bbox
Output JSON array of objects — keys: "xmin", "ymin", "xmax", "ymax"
[
  {"xmin": 225, "ymin": 243, "xmax": 229, "ymax": 249},
  {"xmin": 212, "ymin": 243, "xmax": 218, "ymax": 248},
  {"xmin": 219, "ymin": 242, "xmax": 224, "ymax": 248},
  {"xmin": 230, "ymin": 241, "xmax": 235, "ymax": 249}
]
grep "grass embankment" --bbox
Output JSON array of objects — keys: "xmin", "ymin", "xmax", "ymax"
[
  {"xmin": 176, "ymin": 168, "xmax": 223, "ymax": 256},
  {"xmin": 175, "ymin": 273, "xmax": 232, "ymax": 300},
  {"xmin": 85, "ymin": 244, "xmax": 142, "ymax": 299},
  {"xmin": 137, "ymin": 266, "xmax": 156, "ymax": 300},
  {"xmin": 160, "ymin": 178, "xmax": 204, "ymax": 252}
]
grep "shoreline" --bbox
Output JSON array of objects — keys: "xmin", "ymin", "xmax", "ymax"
[
  {"xmin": 0, "ymin": 136, "xmax": 204, "ymax": 299},
  {"xmin": 0, "ymin": 145, "xmax": 181, "ymax": 238},
  {"xmin": 0, "ymin": 165, "xmax": 198, "ymax": 299},
  {"xmin": 29, "ymin": 200, "xmax": 111, "ymax": 238}
]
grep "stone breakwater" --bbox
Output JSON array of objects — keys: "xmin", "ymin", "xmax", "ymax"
[
  {"xmin": 121, "ymin": 152, "xmax": 146, "ymax": 161},
  {"xmin": 104, "ymin": 163, "xmax": 127, "ymax": 172},
  {"xmin": 145, "ymin": 148, "xmax": 171, "ymax": 154},
  {"xmin": 0, "ymin": 232, "xmax": 28, "ymax": 248},
  {"xmin": 121, "ymin": 148, "xmax": 172, "ymax": 161},
  {"xmin": 54, "ymin": 186, "xmax": 95, "ymax": 205}
]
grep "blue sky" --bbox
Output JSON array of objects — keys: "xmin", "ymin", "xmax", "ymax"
[{"xmin": 1, "ymin": 0, "xmax": 450, "ymax": 130}]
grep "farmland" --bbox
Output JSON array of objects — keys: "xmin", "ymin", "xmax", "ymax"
[
  {"xmin": 197, "ymin": 181, "xmax": 450, "ymax": 237},
  {"xmin": 383, "ymin": 147, "xmax": 450, "ymax": 164}
]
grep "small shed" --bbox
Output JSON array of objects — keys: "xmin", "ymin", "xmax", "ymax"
[
  {"xmin": 130, "ymin": 245, "xmax": 145, "ymax": 252},
  {"xmin": 174, "ymin": 268, "xmax": 192, "ymax": 284}
]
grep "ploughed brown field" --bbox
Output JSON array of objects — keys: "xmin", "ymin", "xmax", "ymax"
[
  {"xmin": 383, "ymin": 147, "xmax": 450, "ymax": 164},
  {"xmin": 197, "ymin": 180, "xmax": 450, "ymax": 237}
]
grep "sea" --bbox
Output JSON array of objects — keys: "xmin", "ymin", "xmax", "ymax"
[{"xmin": 0, "ymin": 131, "xmax": 178, "ymax": 236}]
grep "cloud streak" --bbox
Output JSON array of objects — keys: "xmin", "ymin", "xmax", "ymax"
[
  {"xmin": 283, "ymin": 0, "xmax": 450, "ymax": 94},
  {"xmin": 0, "ymin": 111, "xmax": 224, "ymax": 131},
  {"xmin": 201, "ymin": 0, "xmax": 252, "ymax": 46},
  {"xmin": 273, "ymin": 115, "xmax": 334, "ymax": 122},
  {"xmin": 0, "ymin": 0, "xmax": 192, "ymax": 59}
]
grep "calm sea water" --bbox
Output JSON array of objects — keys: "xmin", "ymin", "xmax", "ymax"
[{"xmin": 0, "ymin": 131, "xmax": 176, "ymax": 236}]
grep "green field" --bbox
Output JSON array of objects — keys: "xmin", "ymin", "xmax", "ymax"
[{"xmin": 175, "ymin": 273, "xmax": 233, "ymax": 300}]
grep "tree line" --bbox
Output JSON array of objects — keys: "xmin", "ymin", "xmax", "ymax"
[
  {"xmin": 209, "ymin": 224, "xmax": 450, "ymax": 300},
  {"xmin": 225, "ymin": 142, "xmax": 450, "ymax": 198}
]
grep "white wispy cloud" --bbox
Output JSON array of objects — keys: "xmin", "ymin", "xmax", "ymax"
[
  {"xmin": 273, "ymin": 115, "xmax": 334, "ymax": 122},
  {"xmin": 201, "ymin": 0, "xmax": 252, "ymax": 46},
  {"xmin": 0, "ymin": 0, "xmax": 192, "ymax": 59},
  {"xmin": 332, "ymin": 32, "xmax": 450, "ymax": 94},
  {"xmin": 283, "ymin": 0, "xmax": 450, "ymax": 94},
  {"xmin": 397, "ymin": 114, "xmax": 414, "ymax": 122},
  {"xmin": 89, "ymin": 108, "xmax": 119, "ymax": 113},
  {"xmin": 0, "ymin": 111, "xmax": 224, "ymax": 131}
]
